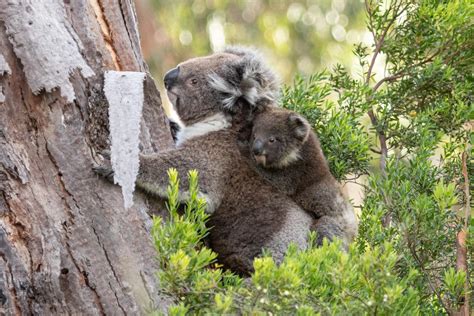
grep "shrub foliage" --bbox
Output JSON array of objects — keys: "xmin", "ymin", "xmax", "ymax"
[{"xmin": 152, "ymin": 169, "xmax": 422, "ymax": 315}]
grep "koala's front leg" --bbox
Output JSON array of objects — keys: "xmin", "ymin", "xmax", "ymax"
[
  {"xmin": 138, "ymin": 151, "xmax": 224, "ymax": 213},
  {"xmin": 135, "ymin": 152, "xmax": 185, "ymax": 198},
  {"xmin": 93, "ymin": 149, "xmax": 195, "ymax": 192},
  {"xmin": 94, "ymin": 148, "xmax": 224, "ymax": 213},
  {"xmin": 312, "ymin": 216, "xmax": 348, "ymax": 249}
]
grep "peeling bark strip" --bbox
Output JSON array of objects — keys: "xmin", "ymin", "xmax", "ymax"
[
  {"xmin": 104, "ymin": 71, "xmax": 146, "ymax": 208},
  {"xmin": 0, "ymin": 0, "xmax": 94, "ymax": 102}
]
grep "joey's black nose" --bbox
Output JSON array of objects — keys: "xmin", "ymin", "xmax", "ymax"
[
  {"xmin": 164, "ymin": 67, "xmax": 179, "ymax": 89},
  {"xmin": 252, "ymin": 140, "xmax": 264, "ymax": 156}
]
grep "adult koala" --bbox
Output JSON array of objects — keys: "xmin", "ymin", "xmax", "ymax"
[{"xmin": 95, "ymin": 47, "xmax": 313, "ymax": 275}]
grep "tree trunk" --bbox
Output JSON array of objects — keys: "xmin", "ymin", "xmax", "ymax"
[{"xmin": 0, "ymin": 0, "xmax": 173, "ymax": 314}]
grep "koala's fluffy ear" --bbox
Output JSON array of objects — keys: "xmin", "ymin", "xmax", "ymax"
[
  {"xmin": 288, "ymin": 113, "xmax": 310, "ymax": 141},
  {"xmin": 208, "ymin": 46, "xmax": 280, "ymax": 111}
]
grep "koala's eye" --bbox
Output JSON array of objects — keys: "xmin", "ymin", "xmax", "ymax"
[
  {"xmin": 190, "ymin": 78, "xmax": 198, "ymax": 85},
  {"xmin": 268, "ymin": 137, "xmax": 275, "ymax": 143}
]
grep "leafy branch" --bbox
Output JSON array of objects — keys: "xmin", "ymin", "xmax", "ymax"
[{"xmin": 364, "ymin": 0, "xmax": 411, "ymax": 175}]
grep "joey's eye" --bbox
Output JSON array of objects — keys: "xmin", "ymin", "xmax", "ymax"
[
  {"xmin": 268, "ymin": 137, "xmax": 275, "ymax": 143},
  {"xmin": 190, "ymin": 78, "xmax": 198, "ymax": 85}
]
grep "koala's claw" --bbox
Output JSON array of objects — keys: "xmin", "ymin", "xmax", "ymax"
[
  {"xmin": 99, "ymin": 150, "xmax": 111, "ymax": 160},
  {"xmin": 93, "ymin": 165, "xmax": 115, "ymax": 182}
]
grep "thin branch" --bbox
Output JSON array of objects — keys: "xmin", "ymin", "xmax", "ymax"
[
  {"xmin": 365, "ymin": 1, "xmax": 407, "ymax": 85},
  {"xmin": 342, "ymin": 290, "xmax": 370, "ymax": 308},
  {"xmin": 367, "ymin": 109, "xmax": 389, "ymax": 177},
  {"xmin": 372, "ymin": 73, "xmax": 405, "ymax": 92},
  {"xmin": 344, "ymin": 180, "xmax": 369, "ymax": 190},
  {"xmin": 372, "ymin": 48, "xmax": 444, "ymax": 92},
  {"xmin": 363, "ymin": 2, "xmax": 436, "ymax": 179},
  {"xmin": 364, "ymin": 0, "xmax": 376, "ymax": 40},
  {"xmin": 364, "ymin": 2, "xmax": 409, "ymax": 176},
  {"xmin": 457, "ymin": 146, "xmax": 471, "ymax": 315},
  {"xmin": 343, "ymin": 174, "xmax": 364, "ymax": 181},
  {"xmin": 461, "ymin": 146, "xmax": 471, "ymax": 229},
  {"xmin": 365, "ymin": 21, "xmax": 389, "ymax": 84},
  {"xmin": 456, "ymin": 231, "xmax": 468, "ymax": 314},
  {"xmin": 370, "ymin": 147, "xmax": 382, "ymax": 154}
]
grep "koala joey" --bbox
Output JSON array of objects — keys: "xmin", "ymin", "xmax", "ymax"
[
  {"xmin": 247, "ymin": 107, "xmax": 358, "ymax": 248},
  {"xmin": 95, "ymin": 47, "xmax": 314, "ymax": 275}
]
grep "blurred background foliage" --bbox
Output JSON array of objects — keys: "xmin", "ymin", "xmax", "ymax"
[{"xmin": 137, "ymin": 0, "xmax": 367, "ymax": 83}]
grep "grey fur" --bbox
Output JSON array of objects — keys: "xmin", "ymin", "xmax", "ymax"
[
  {"xmin": 248, "ymin": 107, "xmax": 358, "ymax": 248},
  {"xmin": 95, "ymin": 48, "xmax": 313, "ymax": 275},
  {"xmin": 164, "ymin": 46, "xmax": 280, "ymax": 126},
  {"xmin": 208, "ymin": 46, "xmax": 280, "ymax": 109}
]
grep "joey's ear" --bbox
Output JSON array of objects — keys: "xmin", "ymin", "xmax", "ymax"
[
  {"xmin": 208, "ymin": 46, "xmax": 280, "ymax": 111},
  {"xmin": 288, "ymin": 113, "xmax": 310, "ymax": 140}
]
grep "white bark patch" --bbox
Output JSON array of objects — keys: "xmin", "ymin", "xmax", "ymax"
[
  {"xmin": 0, "ymin": 54, "xmax": 11, "ymax": 76},
  {"xmin": 104, "ymin": 71, "xmax": 146, "ymax": 208},
  {"xmin": 0, "ymin": 53, "xmax": 11, "ymax": 103},
  {"xmin": 0, "ymin": 0, "xmax": 94, "ymax": 102}
]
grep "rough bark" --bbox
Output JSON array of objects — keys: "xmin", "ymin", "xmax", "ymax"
[{"xmin": 0, "ymin": 0, "xmax": 173, "ymax": 314}]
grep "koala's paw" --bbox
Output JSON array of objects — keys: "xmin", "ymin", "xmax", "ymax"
[
  {"xmin": 93, "ymin": 165, "xmax": 115, "ymax": 182},
  {"xmin": 93, "ymin": 150, "xmax": 114, "ymax": 182},
  {"xmin": 99, "ymin": 150, "xmax": 111, "ymax": 160}
]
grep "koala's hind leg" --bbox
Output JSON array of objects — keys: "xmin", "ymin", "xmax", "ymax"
[
  {"xmin": 311, "ymin": 209, "xmax": 358, "ymax": 250},
  {"xmin": 296, "ymin": 180, "xmax": 358, "ymax": 248},
  {"xmin": 312, "ymin": 216, "xmax": 346, "ymax": 248}
]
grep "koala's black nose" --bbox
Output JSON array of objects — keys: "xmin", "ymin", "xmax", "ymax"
[
  {"xmin": 164, "ymin": 66, "xmax": 179, "ymax": 89},
  {"xmin": 252, "ymin": 140, "xmax": 264, "ymax": 155}
]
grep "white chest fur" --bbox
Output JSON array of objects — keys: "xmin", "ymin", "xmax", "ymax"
[{"xmin": 176, "ymin": 112, "xmax": 231, "ymax": 146}]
